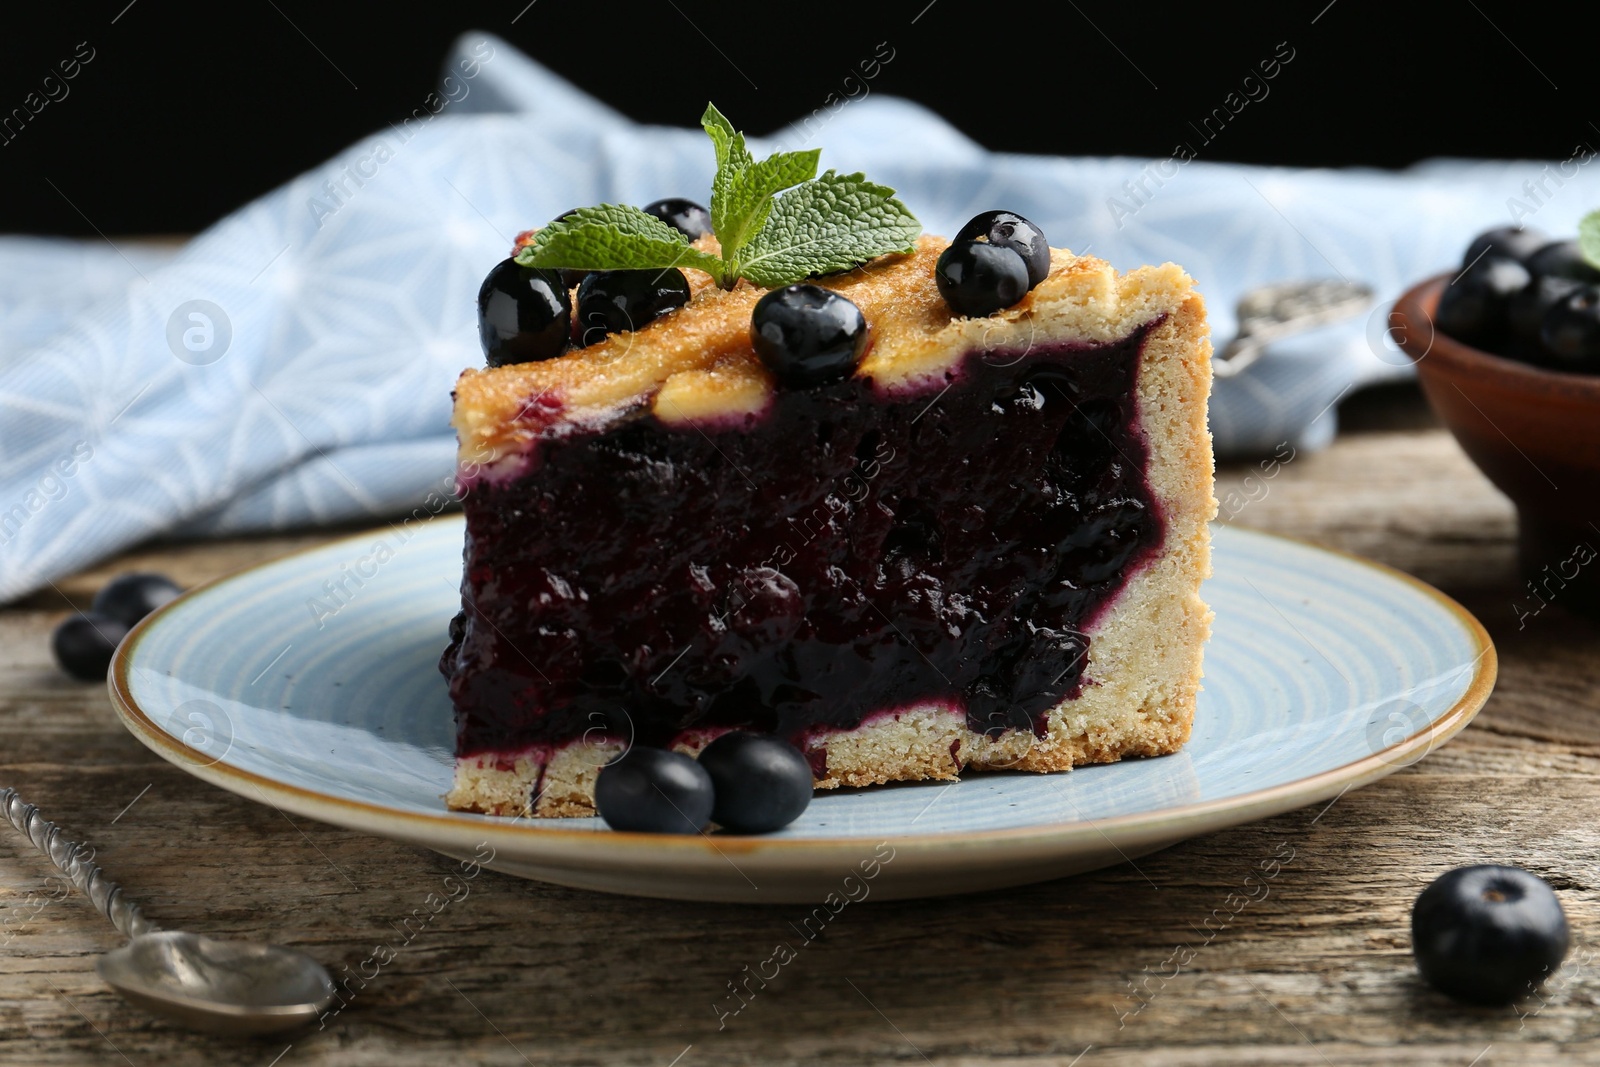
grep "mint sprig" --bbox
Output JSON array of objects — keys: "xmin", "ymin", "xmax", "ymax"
[
  {"xmin": 514, "ymin": 103, "xmax": 921, "ymax": 289},
  {"xmin": 1580, "ymin": 209, "xmax": 1600, "ymax": 272}
]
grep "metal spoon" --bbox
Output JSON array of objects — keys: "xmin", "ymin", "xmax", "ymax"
[
  {"xmin": 1, "ymin": 787, "xmax": 335, "ymax": 1035},
  {"xmin": 1213, "ymin": 279, "xmax": 1375, "ymax": 378}
]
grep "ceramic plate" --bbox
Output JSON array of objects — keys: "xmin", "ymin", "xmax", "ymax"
[{"xmin": 110, "ymin": 519, "xmax": 1494, "ymax": 903}]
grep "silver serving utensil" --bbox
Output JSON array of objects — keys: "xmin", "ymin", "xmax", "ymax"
[
  {"xmin": 1213, "ymin": 279, "xmax": 1375, "ymax": 378},
  {"xmin": 1, "ymin": 787, "xmax": 335, "ymax": 1035}
]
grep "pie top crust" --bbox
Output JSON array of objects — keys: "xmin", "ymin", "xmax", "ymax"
[{"xmin": 452, "ymin": 235, "xmax": 1201, "ymax": 473}]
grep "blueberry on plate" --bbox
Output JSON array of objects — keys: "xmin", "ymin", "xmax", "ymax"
[
  {"xmin": 1525, "ymin": 240, "xmax": 1600, "ymax": 285},
  {"xmin": 477, "ymin": 258, "xmax": 572, "ymax": 367},
  {"xmin": 1462, "ymin": 225, "xmax": 1546, "ymax": 269},
  {"xmin": 575, "ymin": 269, "xmax": 691, "ymax": 347},
  {"xmin": 52, "ymin": 612, "xmax": 131, "ymax": 681},
  {"xmin": 1434, "ymin": 255, "xmax": 1531, "ymax": 346},
  {"xmin": 1412, "ymin": 865, "xmax": 1569, "ymax": 1004},
  {"xmin": 750, "ymin": 284, "xmax": 869, "ymax": 388},
  {"xmin": 91, "ymin": 572, "xmax": 181, "ymax": 627},
  {"xmin": 1540, "ymin": 285, "xmax": 1600, "ymax": 369},
  {"xmin": 643, "ymin": 198, "xmax": 712, "ymax": 241},
  {"xmin": 594, "ymin": 747, "xmax": 714, "ymax": 834},
  {"xmin": 954, "ymin": 210, "xmax": 1051, "ymax": 288},
  {"xmin": 697, "ymin": 731, "xmax": 814, "ymax": 833},
  {"xmin": 936, "ymin": 240, "xmax": 1032, "ymax": 318}
]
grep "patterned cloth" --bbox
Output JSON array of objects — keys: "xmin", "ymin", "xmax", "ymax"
[{"xmin": 2, "ymin": 32, "xmax": 1598, "ymax": 601}]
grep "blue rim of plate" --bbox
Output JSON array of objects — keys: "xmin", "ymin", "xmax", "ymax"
[{"xmin": 107, "ymin": 521, "xmax": 1496, "ymax": 857}]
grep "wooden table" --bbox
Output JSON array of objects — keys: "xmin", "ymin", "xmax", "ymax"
[{"xmin": 4, "ymin": 383, "xmax": 1596, "ymax": 1066}]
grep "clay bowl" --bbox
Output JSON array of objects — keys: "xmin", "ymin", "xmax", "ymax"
[{"xmin": 1392, "ymin": 274, "xmax": 1600, "ymax": 617}]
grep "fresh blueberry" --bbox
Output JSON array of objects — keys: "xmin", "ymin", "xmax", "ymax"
[
  {"xmin": 936, "ymin": 240, "xmax": 1032, "ymax": 318},
  {"xmin": 1412, "ymin": 865, "xmax": 1569, "ymax": 1005},
  {"xmin": 477, "ymin": 258, "xmax": 572, "ymax": 367},
  {"xmin": 697, "ymin": 731, "xmax": 814, "ymax": 833},
  {"xmin": 91, "ymin": 572, "xmax": 181, "ymax": 627},
  {"xmin": 1434, "ymin": 255, "xmax": 1531, "ymax": 346},
  {"xmin": 954, "ymin": 210, "xmax": 1051, "ymax": 288},
  {"xmin": 749, "ymin": 284, "xmax": 869, "ymax": 388},
  {"xmin": 575, "ymin": 269, "xmax": 691, "ymax": 347},
  {"xmin": 52, "ymin": 612, "xmax": 131, "ymax": 681},
  {"xmin": 643, "ymin": 198, "xmax": 712, "ymax": 241},
  {"xmin": 1508, "ymin": 274, "xmax": 1583, "ymax": 349},
  {"xmin": 1525, "ymin": 240, "xmax": 1600, "ymax": 285},
  {"xmin": 1540, "ymin": 285, "xmax": 1600, "ymax": 369},
  {"xmin": 594, "ymin": 747, "xmax": 714, "ymax": 834},
  {"xmin": 1462, "ymin": 226, "xmax": 1546, "ymax": 269}
]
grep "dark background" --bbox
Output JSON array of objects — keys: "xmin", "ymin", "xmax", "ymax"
[{"xmin": 0, "ymin": 1, "xmax": 1581, "ymax": 236}]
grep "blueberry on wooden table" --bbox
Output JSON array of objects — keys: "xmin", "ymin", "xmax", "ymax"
[
  {"xmin": 52, "ymin": 613, "xmax": 130, "ymax": 681},
  {"xmin": 697, "ymin": 731, "xmax": 814, "ymax": 833},
  {"xmin": 594, "ymin": 747, "xmax": 714, "ymax": 834},
  {"xmin": 91, "ymin": 572, "xmax": 181, "ymax": 627},
  {"xmin": 1412, "ymin": 865, "xmax": 1569, "ymax": 1005}
]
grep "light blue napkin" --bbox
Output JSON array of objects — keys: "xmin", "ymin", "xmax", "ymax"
[{"xmin": 3, "ymin": 31, "xmax": 1599, "ymax": 602}]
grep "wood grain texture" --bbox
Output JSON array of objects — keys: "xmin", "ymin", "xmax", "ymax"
[{"xmin": 6, "ymin": 386, "xmax": 1600, "ymax": 1066}]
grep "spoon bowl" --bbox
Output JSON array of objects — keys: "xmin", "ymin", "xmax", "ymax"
[{"xmin": 96, "ymin": 931, "xmax": 336, "ymax": 1036}]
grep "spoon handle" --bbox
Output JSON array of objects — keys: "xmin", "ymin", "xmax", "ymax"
[{"xmin": 0, "ymin": 788, "xmax": 156, "ymax": 939}]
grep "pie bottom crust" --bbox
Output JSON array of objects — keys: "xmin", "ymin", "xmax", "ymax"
[{"xmin": 445, "ymin": 262, "xmax": 1214, "ymax": 819}]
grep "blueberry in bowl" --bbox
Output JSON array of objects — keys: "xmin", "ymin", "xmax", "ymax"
[
  {"xmin": 1393, "ymin": 213, "xmax": 1600, "ymax": 619},
  {"xmin": 1432, "ymin": 255, "xmax": 1529, "ymax": 352}
]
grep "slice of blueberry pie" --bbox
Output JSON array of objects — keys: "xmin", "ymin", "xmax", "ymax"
[{"xmin": 440, "ymin": 106, "xmax": 1215, "ymax": 818}]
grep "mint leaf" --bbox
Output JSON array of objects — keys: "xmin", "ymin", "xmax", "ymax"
[
  {"xmin": 1581, "ymin": 210, "xmax": 1600, "ymax": 272},
  {"xmin": 736, "ymin": 170, "xmax": 921, "ymax": 288},
  {"xmin": 719, "ymin": 149, "xmax": 821, "ymax": 258},
  {"xmin": 515, "ymin": 203, "xmax": 724, "ymax": 278},
  {"xmin": 702, "ymin": 103, "xmax": 822, "ymax": 265},
  {"xmin": 702, "ymin": 103, "xmax": 753, "ymax": 244}
]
